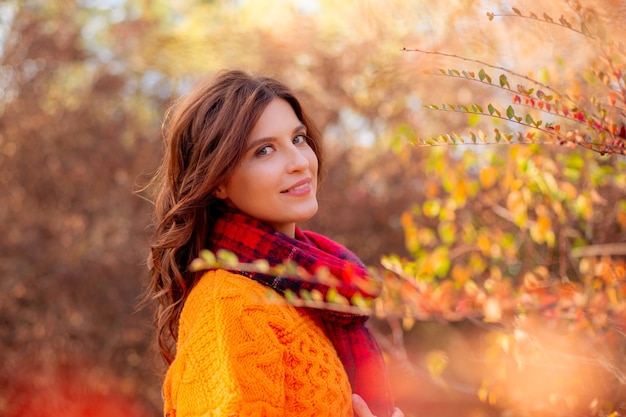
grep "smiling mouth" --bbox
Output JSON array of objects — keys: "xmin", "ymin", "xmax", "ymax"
[
  {"xmin": 281, "ymin": 180, "xmax": 311, "ymax": 193},
  {"xmin": 282, "ymin": 184, "xmax": 307, "ymax": 193}
]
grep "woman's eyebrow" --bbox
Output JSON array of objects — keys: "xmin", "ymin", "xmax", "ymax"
[{"xmin": 245, "ymin": 137, "xmax": 276, "ymax": 153}]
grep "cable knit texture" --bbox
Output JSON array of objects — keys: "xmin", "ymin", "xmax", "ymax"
[{"xmin": 163, "ymin": 269, "xmax": 353, "ymax": 417}]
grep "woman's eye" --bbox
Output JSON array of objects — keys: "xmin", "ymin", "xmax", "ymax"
[
  {"xmin": 293, "ymin": 134, "xmax": 308, "ymax": 145},
  {"xmin": 255, "ymin": 145, "xmax": 273, "ymax": 156}
]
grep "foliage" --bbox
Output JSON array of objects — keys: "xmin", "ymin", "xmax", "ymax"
[
  {"xmin": 404, "ymin": 6, "xmax": 626, "ymax": 156},
  {"xmin": 382, "ymin": 3, "xmax": 626, "ymax": 415},
  {"xmin": 381, "ymin": 144, "xmax": 626, "ymax": 416}
]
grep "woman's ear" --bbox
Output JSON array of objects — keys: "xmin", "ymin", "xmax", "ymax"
[{"xmin": 215, "ymin": 185, "xmax": 228, "ymax": 200}]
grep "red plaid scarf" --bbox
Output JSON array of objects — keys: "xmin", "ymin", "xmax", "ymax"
[{"xmin": 207, "ymin": 209, "xmax": 394, "ymax": 417}]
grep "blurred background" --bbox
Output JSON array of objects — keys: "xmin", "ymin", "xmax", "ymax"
[{"xmin": 1, "ymin": 0, "xmax": 625, "ymax": 416}]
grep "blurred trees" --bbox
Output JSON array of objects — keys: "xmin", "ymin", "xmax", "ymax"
[
  {"xmin": 1, "ymin": 0, "xmax": 624, "ymax": 416},
  {"xmin": 371, "ymin": 2, "xmax": 626, "ymax": 416},
  {"xmin": 0, "ymin": 0, "xmax": 164, "ymax": 414}
]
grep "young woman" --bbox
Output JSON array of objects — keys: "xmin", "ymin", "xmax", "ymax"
[{"xmin": 146, "ymin": 70, "xmax": 402, "ymax": 417}]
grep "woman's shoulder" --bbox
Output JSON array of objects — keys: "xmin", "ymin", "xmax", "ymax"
[
  {"xmin": 189, "ymin": 269, "xmax": 278, "ymax": 302},
  {"xmin": 177, "ymin": 269, "xmax": 284, "ymax": 341},
  {"xmin": 181, "ymin": 269, "xmax": 285, "ymax": 323}
]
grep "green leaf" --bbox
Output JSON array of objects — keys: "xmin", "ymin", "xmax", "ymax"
[
  {"xmin": 488, "ymin": 103, "xmax": 501, "ymax": 117},
  {"xmin": 494, "ymin": 128, "xmax": 502, "ymax": 143},
  {"xmin": 470, "ymin": 131, "xmax": 478, "ymax": 143},
  {"xmin": 478, "ymin": 68, "xmax": 491, "ymax": 83},
  {"xmin": 199, "ymin": 249, "xmax": 217, "ymax": 265},
  {"xmin": 423, "ymin": 200, "xmax": 441, "ymax": 217},
  {"xmin": 506, "ymin": 105, "xmax": 515, "ymax": 119},
  {"xmin": 499, "ymin": 74, "xmax": 510, "ymax": 88},
  {"xmin": 284, "ymin": 289, "xmax": 297, "ymax": 302},
  {"xmin": 525, "ymin": 113, "xmax": 535, "ymax": 125},
  {"xmin": 252, "ymin": 259, "xmax": 270, "ymax": 273},
  {"xmin": 217, "ymin": 249, "xmax": 239, "ymax": 268}
]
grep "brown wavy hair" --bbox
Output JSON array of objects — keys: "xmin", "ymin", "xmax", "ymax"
[{"xmin": 146, "ymin": 70, "xmax": 324, "ymax": 364}]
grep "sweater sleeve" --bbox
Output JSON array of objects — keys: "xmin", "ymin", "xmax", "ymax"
[{"xmin": 163, "ymin": 271, "xmax": 287, "ymax": 417}]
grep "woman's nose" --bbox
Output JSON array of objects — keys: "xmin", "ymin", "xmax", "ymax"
[{"xmin": 286, "ymin": 144, "xmax": 310, "ymax": 172}]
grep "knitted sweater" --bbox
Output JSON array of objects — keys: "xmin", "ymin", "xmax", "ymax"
[{"xmin": 163, "ymin": 269, "xmax": 354, "ymax": 417}]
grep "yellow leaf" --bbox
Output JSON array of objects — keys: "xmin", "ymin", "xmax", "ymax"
[
  {"xmin": 496, "ymin": 333, "xmax": 510, "ymax": 354},
  {"xmin": 478, "ymin": 380, "xmax": 489, "ymax": 402},
  {"xmin": 575, "ymin": 195, "xmax": 593, "ymax": 221},
  {"xmin": 425, "ymin": 349, "xmax": 448, "ymax": 378},
  {"xmin": 506, "ymin": 190, "xmax": 524, "ymax": 214},
  {"xmin": 479, "ymin": 166, "xmax": 499, "ymax": 189},
  {"xmin": 453, "ymin": 178, "xmax": 468, "ymax": 206},
  {"xmin": 477, "ymin": 233, "xmax": 491, "ymax": 255},
  {"xmin": 537, "ymin": 214, "xmax": 552, "ymax": 235},
  {"xmin": 488, "ymin": 390, "xmax": 497, "ymax": 405},
  {"xmin": 402, "ymin": 315, "xmax": 415, "ymax": 331},
  {"xmin": 451, "ymin": 264, "xmax": 472, "ymax": 285}
]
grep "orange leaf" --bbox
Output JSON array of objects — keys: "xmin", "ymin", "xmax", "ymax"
[{"xmin": 479, "ymin": 166, "xmax": 499, "ymax": 189}]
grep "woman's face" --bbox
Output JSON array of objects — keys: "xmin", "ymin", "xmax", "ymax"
[{"xmin": 216, "ymin": 98, "xmax": 319, "ymax": 237}]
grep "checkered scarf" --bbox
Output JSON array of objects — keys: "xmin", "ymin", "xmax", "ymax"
[{"xmin": 208, "ymin": 209, "xmax": 394, "ymax": 417}]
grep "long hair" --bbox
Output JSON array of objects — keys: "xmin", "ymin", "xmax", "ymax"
[{"xmin": 146, "ymin": 70, "xmax": 323, "ymax": 364}]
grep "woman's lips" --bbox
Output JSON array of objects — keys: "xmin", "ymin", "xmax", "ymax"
[{"xmin": 281, "ymin": 179, "xmax": 312, "ymax": 195}]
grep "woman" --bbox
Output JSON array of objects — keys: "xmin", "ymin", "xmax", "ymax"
[{"xmin": 146, "ymin": 70, "xmax": 402, "ymax": 417}]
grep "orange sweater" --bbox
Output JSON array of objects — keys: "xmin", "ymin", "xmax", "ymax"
[{"xmin": 163, "ymin": 270, "xmax": 353, "ymax": 417}]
